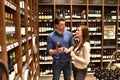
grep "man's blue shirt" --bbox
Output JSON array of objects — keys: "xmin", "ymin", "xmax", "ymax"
[{"xmin": 47, "ymin": 30, "xmax": 74, "ymax": 62}]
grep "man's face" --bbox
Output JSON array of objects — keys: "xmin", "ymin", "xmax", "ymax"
[{"xmin": 57, "ymin": 21, "xmax": 65, "ymax": 31}]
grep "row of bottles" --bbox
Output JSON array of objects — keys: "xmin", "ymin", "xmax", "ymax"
[
  {"xmin": 91, "ymin": 49, "xmax": 115, "ymax": 60},
  {"xmin": 39, "ymin": 37, "xmax": 47, "ymax": 48},
  {"xmin": 20, "ymin": 15, "xmax": 26, "ymax": 38},
  {"xmin": 5, "ymin": 12, "xmax": 16, "ymax": 44},
  {"xmin": 91, "ymin": 50, "xmax": 101, "ymax": 58},
  {"xmin": 103, "ymin": 49, "xmax": 115, "ymax": 59},
  {"xmin": 39, "ymin": 22, "xmax": 87, "ymax": 34},
  {"xmin": 72, "ymin": 9, "xmax": 86, "ymax": 19},
  {"xmin": 90, "ymin": 36, "xmax": 101, "ymax": 47},
  {"xmin": 72, "ymin": 22, "xmax": 86, "ymax": 32},
  {"xmin": 5, "ymin": 12, "xmax": 15, "ymax": 28},
  {"xmin": 88, "ymin": 63, "xmax": 101, "ymax": 72},
  {"xmin": 39, "ymin": 22, "xmax": 54, "ymax": 33},
  {"xmin": 56, "ymin": 8, "xmax": 87, "ymax": 19},
  {"xmin": 56, "ymin": 9, "xmax": 71, "ymax": 19},
  {"xmin": 40, "ymin": 64, "xmax": 52, "ymax": 76},
  {"xmin": 8, "ymin": 50, "xmax": 18, "ymax": 80},
  {"xmin": 88, "ymin": 9, "xmax": 101, "ymax": 20},
  {"xmin": 22, "ymin": 45, "xmax": 26, "ymax": 66},
  {"xmin": 39, "ymin": 35, "xmax": 52, "ymax": 61},
  {"xmin": 39, "ymin": 51, "xmax": 52, "ymax": 61},
  {"xmin": 39, "ymin": 8, "xmax": 53, "ymax": 20},
  {"xmin": 88, "ymin": 22, "xmax": 101, "ymax": 32},
  {"xmin": 28, "ymin": 19, "xmax": 32, "ymax": 35},
  {"xmin": 104, "ymin": 7, "xmax": 117, "ymax": 20}
]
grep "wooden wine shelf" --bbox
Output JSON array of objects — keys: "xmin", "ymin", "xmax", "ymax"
[{"xmin": 0, "ymin": 0, "xmax": 39, "ymax": 79}]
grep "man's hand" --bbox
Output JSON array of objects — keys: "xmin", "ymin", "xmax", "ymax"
[
  {"xmin": 56, "ymin": 47, "xmax": 64, "ymax": 53},
  {"xmin": 63, "ymin": 47, "xmax": 71, "ymax": 54}
]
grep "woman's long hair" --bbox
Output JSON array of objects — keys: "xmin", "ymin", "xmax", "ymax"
[{"xmin": 73, "ymin": 25, "xmax": 90, "ymax": 54}]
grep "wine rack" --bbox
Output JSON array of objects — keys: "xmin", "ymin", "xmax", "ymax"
[
  {"xmin": 0, "ymin": 0, "xmax": 39, "ymax": 80},
  {"xmin": 38, "ymin": 0, "xmax": 120, "ymax": 77},
  {"xmin": 118, "ymin": 6, "xmax": 120, "ymax": 49}
]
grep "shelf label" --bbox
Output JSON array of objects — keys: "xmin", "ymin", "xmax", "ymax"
[
  {"xmin": 56, "ymin": 0, "xmax": 70, "ymax": 4},
  {"xmin": 5, "ymin": 0, "xmax": 16, "ymax": 11},
  {"xmin": 89, "ymin": 0, "xmax": 102, "ymax": 4},
  {"xmin": 22, "ymin": 39, "xmax": 26, "ymax": 43},
  {"xmin": 104, "ymin": 0, "xmax": 118, "ymax": 4},
  {"xmin": 28, "ymin": 49, "xmax": 31, "ymax": 55},
  {"xmin": 0, "ymin": 46, "xmax": 1, "ymax": 52},
  {"xmin": 28, "ymin": 37, "xmax": 32, "ymax": 40},
  {"xmin": 14, "ymin": 42, "xmax": 19, "ymax": 47},
  {"xmin": 10, "ymin": 44, "xmax": 14, "ymax": 49},
  {"xmin": 6, "ymin": 45, "xmax": 11, "ymax": 51},
  {"xmin": 6, "ymin": 27, "xmax": 15, "ymax": 34},
  {"xmin": 72, "ymin": 0, "xmax": 87, "ymax": 4},
  {"xmin": 29, "ymin": 57, "xmax": 33, "ymax": 64}
]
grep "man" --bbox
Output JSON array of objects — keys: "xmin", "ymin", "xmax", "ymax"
[{"xmin": 47, "ymin": 17, "xmax": 74, "ymax": 80}]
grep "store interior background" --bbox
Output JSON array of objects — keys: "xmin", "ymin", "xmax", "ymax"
[{"xmin": 0, "ymin": 0, "xmax": 120, "ymax": 80}]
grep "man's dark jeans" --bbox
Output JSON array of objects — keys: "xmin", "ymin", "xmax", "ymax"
[{"xmin": 52, "ymin": 60, "xmax": 71, "ymax": 80}]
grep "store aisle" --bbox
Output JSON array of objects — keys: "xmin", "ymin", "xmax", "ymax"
[{"xmin": 40, "ymin": 74, "xmax": 96, "ymax": 80}]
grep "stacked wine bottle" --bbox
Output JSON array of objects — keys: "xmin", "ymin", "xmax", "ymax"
[{"xmin": 94, "ymin": 66, "xmax": 120, "ymax": 80}]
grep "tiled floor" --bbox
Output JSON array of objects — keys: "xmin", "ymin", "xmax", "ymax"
[{"xmin": 40, "ymin": 74, "xmax": 96, "ymax": 80}]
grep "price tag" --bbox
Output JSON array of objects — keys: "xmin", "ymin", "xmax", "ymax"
[
  {"xmin": 10, "ymin": 44, "xmax": 14, "ymax": 49},
  {"xmin": 5, "ymin": 0, "xmax": 16, "ymax": 10},
  {"xmin": 28, "ymin": 37, "xmax": 32, "ymax": 40},
  {"xmin": 6, "ymin": 45, "xmax": 11, "ymax": 51},
  {"xmin": 14, "ymin": 42, "xmax": 18, "ymax": 47},
  {"xmin": 0, "ymin": 46, "xmax": 1, "ymax": 52}
]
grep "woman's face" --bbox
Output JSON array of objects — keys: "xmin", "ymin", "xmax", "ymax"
[{"xmin": 76, "ymin": 27, "xmax": 82, "ymax": 38}]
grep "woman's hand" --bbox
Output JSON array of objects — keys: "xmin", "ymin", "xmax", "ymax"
[
  {"xmin": 70, "ymin": 51, "xmax": 76, "ymax": 57},
  {"xmin": 63, "ymin": 47, "xmax": 71, "ymax": 54}
]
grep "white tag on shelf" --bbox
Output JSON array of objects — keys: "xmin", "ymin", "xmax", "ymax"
[{"xmin": 32, "ymin": 36, "xmax": 37, "ymax": 54}]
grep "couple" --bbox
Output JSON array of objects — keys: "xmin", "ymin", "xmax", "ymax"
[{"xmin": 47, "ymin": 17, "xmax": 91, "ymax": 80}]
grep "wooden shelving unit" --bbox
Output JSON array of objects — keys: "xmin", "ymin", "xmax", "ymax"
[
  {"xmin": 0, "ymin": 0, "xmax": 39, "ymax": 80},
  {"xmin": 38, "ymin": 0, "xmax": 120, "ymax": 76}
]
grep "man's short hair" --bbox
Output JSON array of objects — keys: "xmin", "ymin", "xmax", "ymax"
[{"xmin": 54, "ymin": 17, "xmax": 65, "ymax": 25}]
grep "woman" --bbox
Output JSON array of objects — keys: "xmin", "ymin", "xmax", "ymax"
[{"xmin": 70, "ymin": 25, "xmax": 91, "ymax": 80}]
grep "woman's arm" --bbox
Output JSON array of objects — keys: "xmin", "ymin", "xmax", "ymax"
[{"xmin": 70, "ymin": 42, "xmax": 91, "ymax": 65}]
